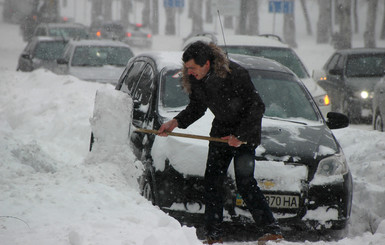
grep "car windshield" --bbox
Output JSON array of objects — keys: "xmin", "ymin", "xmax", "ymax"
[
  {"xmin": 159, "ymin": 69, "xmax": 189, "ymax": 109},
  {"xmin": 159, "ymin": 68, "xmax": 319, "ymax": 122},
  {"xmin": 225, "ymin": 46, "xmax": 309, "ymax": 79},
  {"xmin": 49, "ymin": 27, "xmax": 88, "ymax": 39},
  {"xmin": 33, "ymin": 41, "xmax": 67, "ymax": 60},
  {"xmin": 346, "ymin": 54, "xmax": 385, "ymax": 77},
  {"xmin": 71, "ymin": 46, "xmax": 134, "ymax": 67},
  {"xmin": 248, "ymin": 69, "xmax": 319, "ymax": 121}
]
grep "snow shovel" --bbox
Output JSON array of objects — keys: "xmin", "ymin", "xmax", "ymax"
[{"xmin": 135, "ymin": 128, "xmax": 247, "ymax": 145}]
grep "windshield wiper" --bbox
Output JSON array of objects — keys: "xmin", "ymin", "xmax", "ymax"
[{"xmin": 264, "ymin": 116, "xmax": 308, "ymax": 125}]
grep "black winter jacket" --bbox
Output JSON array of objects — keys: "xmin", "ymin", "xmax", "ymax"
[{"xmin": 174, "ymin": 61, "xmax": 265, "ymax": 148}]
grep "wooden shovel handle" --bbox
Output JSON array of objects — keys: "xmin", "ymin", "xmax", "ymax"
[{"xmin": 134, "ymin": 128, "xmax": 247, "ymax": 144}]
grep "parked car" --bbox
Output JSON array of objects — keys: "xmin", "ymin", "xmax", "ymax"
[
  {"xmin": 54, "ymin": 39, "xmax": 134, "ymax": 84},
  {"xmin": 89, "ymin": 20, "xmax": 126, "ymax": 41},
  {"xmin": 91, "ymin": 51, "xmax": 352, "ymax": 240},
  {"xmin": 16, "ymin": 36, "xmax": 68, "ymax": 72},
  {"xmin": 122, "ymin": 23, "xmax": 152, "ymax": 48},
  {"xmin": 182, "ymin": 33, "xmax": 332, "ymax": 118},
  {"xmin": 32, "ymin": 22, "xmax": 89, "ymax": 40},
  {"xmin": 314, "ymin": 48, "xmax": 385, "ymax": 123},
  {"xmin": 373, "ymin": 78, "xmax": 385, "ymax": 131}
]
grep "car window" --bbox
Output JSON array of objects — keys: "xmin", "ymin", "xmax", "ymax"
[
  {"xmin": 325, "ymin": 53, "xmax": 341, "ymax": 71},
  {"xmin": 131, "ymin": 65, "xmax": 155, "ymax": 107},
  {"xmin": 120, "ymin": 61, "xmax": 147, "ymax": 94},
  {"xmin": 346, "ymin": 54, "xmax": 385, "ymax": 77},
  {"xmin": 225, "ymin": 46, "xmax": 309, "ymax": 78},
  {"xmin": 48, "ymin": 27, "xmax": 88, "ymax": 39},
  {"xmin": 159, "ymin": 69, "xmax": 189, "ymax": 108},
  {"xmin": 34, "ymin": 27, "xmax": 47, "ymax": 36},
  {"xmin": 33, "ymin": 41, "xmax": 68, "ymax": 60},
  {"xmin": 249, "ymin": 69, "xmax": 318, "ymax": 121},
  {"xmin": 71, "ymin": 46, "xmax": 134, "ymax": 67}
]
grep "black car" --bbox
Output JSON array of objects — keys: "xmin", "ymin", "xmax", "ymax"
[
  {"xmin": 315, "ymin": 48, "xmax": 385, "ymax": 123},
  {"xmin": 17, "ymin": 36, "xmax": 68, "ymax": 72},
  {"xmin": 373, "ymin": 77, "xmax": 385, "ymax": 131},
  {"xmin": 122, "ymin": 23, "xmax": 152, "ymax": 48},
  {"xmin": 92, "ymin": 51, "xmax": 352, "ymax": 241},
  {"xmin": 89, "ymin": 20, "xmax": 126, "ymax": 41}
]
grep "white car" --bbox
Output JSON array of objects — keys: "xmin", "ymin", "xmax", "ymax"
[
  {"xmin": 182, "ymin": 34, "xmax": 332, "ymax": 117},
  {"xmin": 54, "ymin": 39, "xmax": 134, "ymax": 85}
]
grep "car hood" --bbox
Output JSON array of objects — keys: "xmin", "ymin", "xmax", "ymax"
[
  {"xmin": 69, "ymin": 66, "xmax": 125, "ymax": 84},
  {"xmin": 345, "ymin": 77, "xmax": 382, "ymax": 92},
  {"xmin": 151, "ymin": 111, "xmax": 338, "ymax": 179}
]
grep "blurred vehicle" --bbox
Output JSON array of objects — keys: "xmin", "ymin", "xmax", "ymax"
[
  {"xmin": 3, "ymin": 0, "xmax": 34, "ymax": 24},
  {"xmin": 122, "ymin": 23, "xmax": 152, "ymax": 48},
  {"xmin": 32, "ymin": 22, "xmax": 89, "ymax": 40},
  {"xmin": 54, "ymin": 39, "xmax": 134, "ymax": 85},
  {"xmin": 373, "ymin": 77, "xmax": 385, "ymax": 131},
  {"xmin": 182, "ymin": 33, "xmax": 331, "ymax": 118},
  {"xmin": 16, "ymin": 36, "xmax": 68, "ymax": 72},
  {"xmin": 89, "ymin": 20, "xmax": 125, "ymax": 41},
  {"xmin": 19, "ymin": 0, "xmax": 61, "ymax": 41},
  {"xmin": 91, "ymin": 51, "xmax": 352, "ymax": 240},
  {"xmin": 314, "ymin": 48, "xmax": 385, "ymax": 123}
]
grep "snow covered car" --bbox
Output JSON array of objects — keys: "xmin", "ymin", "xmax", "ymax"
[
  {"xmin": 94, "ymin": 51, "xmax": 352, "ymax": 240},
  {"xmin": 182, "ymin": 33, "xmax": 331, "ymax": 118},
  {"xmin": 16, "ymin": 36, "xmax": 68, "ymax": 72},
  {"xmin": 54, "ymin": 39, "xmax": 134, "ymax": 85}
]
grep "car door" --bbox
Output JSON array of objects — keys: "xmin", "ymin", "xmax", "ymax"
[
  {"xmin": 117, "ymin": 58, "xmax": 156, "ymax": 159},
  {"xmin": 17, "ymin": 41, "xmax": 35, "ymax": 71},
  {"xmin": 318, "ymin": 53, "xmax": 346, "ymax": 111}
]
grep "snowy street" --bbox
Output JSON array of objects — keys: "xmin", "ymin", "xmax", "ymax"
[{"xmin": 1, "ymin": 4, "xmax": 385, "ymax": 245}]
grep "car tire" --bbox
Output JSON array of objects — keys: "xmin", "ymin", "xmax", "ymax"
[
  {"xmin": 374, "ymin": 113, "xmax": 384, "ymax": 132},
  {"xmin": 140, "ymin": 165, "xmax": 158, "ymax": 206}
]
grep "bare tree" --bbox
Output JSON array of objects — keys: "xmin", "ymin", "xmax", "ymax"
[
  {"xmin": 142, "ymin": 0, "xmax": 150, "ymax": 28},
  {"xmin": 283, "ymin": 1, "xmax": 297, "ymax": 48},
  {"xmin": 152, "ymin": 0, "xmax": 159, "ymax": 35},
  {"xmin": 333, "ymin": 0, "xmax": 352, "ymax": 49},
  {"xmin": 246, "ymin": 0, "xmax": 259, "ymax": 35},
  {"xmin": 364, "ymin": 0, "xmax": 378, "ymax": 48},
  {"xmin": 120, "ymin": 0, "xmax": 132, "ymax": 27},
  {"xmin": 300, "ymin": 0, "xmax": 312, "ymax": 35},
  {"xmin": 165, "ymin": 7, "xmax": 176, "ymax": 35},
  {"xmin": 353, "ymin": 0, "xmax": 359, "ymax": 33},
  {"xmin": 91, "ymin": 0, "xmax": 103, "ymax": 22},
  {"xmin": 237, "ymin": 0, "xmax": 247, "ymax": 34},
  {"xmin": 316, "ymin": 0, "xmax": 332, "ymax": 43},
  {"xmin": 103, "ymin": 0, "xmax": 112, "ymax": 20},
  {"xmin": 206, "ymin": 0, "xmax": 213, "ymax": 23},
  {"xmin": 191, "ymin": 0, "xmax": 204, "ymax": 33}
]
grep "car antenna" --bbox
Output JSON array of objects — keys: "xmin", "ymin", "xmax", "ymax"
[{"xmin": 217, "ymin": 9, "xmax": 228, "ymax": 58}]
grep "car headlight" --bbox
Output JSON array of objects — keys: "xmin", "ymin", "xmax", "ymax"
[
  {"xmin": 315, "ymin": 153, "xmax": 348, "ymax": 176},
  {"xmin": 314, "ymin": 94, "xmax": 330, "ymax": 107},
  {"xmin": 354, "ymin": 90, "xmax": 374, "ymax": 100}
]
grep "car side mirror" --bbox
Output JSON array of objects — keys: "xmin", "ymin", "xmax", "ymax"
[
  {"xmin": 56, "ymin": 58, "xmax": 68, "ymax": 65},
  {"xmin": 329, "ymin": 68, "xmax": 343, "ymax": 76},
  {"xmin": 21, "ymin": 53, "xmax": 31, "ymax": 59},
  {"xmin": 326, "ymin": 112, "xmax": 349, "ymax": 129}
]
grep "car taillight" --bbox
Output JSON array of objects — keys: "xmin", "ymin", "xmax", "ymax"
[
  {"xmin": 96, "ymin": 30, "xmax": 101, "ymax": 37},
  {"xmin": 126, "ymin": 32, "xmax": 132, "ymax": 37},
  {"xmin": 147, "ymin": 34, "xmax": 152, "ymax": 38}
]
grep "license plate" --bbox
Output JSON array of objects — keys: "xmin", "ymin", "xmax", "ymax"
[{"xmin": 236, "ymin": 193, "xmax": 299, "ymax": 209}]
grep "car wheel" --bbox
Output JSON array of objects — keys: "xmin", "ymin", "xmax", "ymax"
[
  {"xmin": 374, "ymin": 113, "xmax": 384, "ymax": 132},
  {"xmin": 140, "ymin": 166, "xmax": 158, "ymax": 205}
]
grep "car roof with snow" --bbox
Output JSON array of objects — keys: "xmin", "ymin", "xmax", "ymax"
[
  {"xmin": 66, "ymin": 39, "xmax": 131, "ymax": 47},
  {"xmin": 182, "ymin": 33, "xmax": 289, "ymax": 50}
]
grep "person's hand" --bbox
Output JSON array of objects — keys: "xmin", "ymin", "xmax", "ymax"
[
  {"xmin": 221, "ymin": 135, "xmax": 242, "ymax": 147},
  {"xmin": 158, "ymin": 119, "xmax": 178, "ymax": 136}
]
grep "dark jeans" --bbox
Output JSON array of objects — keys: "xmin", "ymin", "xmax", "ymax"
[{"xmin": 204, "ymin": 142, "xmax": 276, "ymax": 238}]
